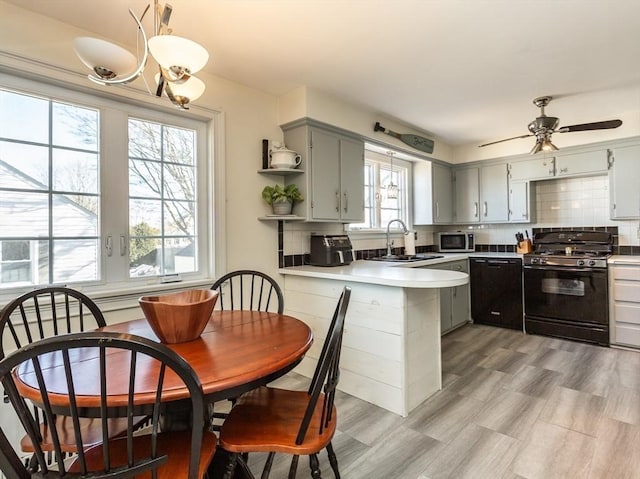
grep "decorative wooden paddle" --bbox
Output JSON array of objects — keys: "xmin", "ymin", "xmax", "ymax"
[{"xmin": 374, "ymin": 122, "xmax": 434, "ymax": 154}]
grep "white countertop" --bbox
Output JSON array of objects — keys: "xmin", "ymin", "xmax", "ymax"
[
  {"xmin": 609, "ymin": 255, "xmax": 640, "ymax": 265},
  {"xmin": 280, "ymin": 257, "xmax": 469, "ymax": 288}
]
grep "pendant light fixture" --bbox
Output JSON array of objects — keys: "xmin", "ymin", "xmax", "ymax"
[
  {"xmin": 385, "ymin": 151, "xmax": 399, "ymax": 200},
  {"xmin": 73, "ymin": 1, "xmax": 208, "ymax": 109}
]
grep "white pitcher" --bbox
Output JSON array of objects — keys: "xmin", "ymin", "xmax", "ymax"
[{"xmin": 269, "ymin": 148, "xmax": 302, "ymax": 169}]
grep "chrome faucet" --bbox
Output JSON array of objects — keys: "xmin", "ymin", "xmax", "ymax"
[{"xmin": 386, "ymin": 218, "xmax": 408, "ymax": 257}]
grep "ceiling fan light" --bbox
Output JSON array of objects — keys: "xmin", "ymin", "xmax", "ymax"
[
  {"xmin": 542, "ymin": 139, "xmax": 559, "ymax": 152},
  {"xmin": 73, "ymin": 37, "xmax": 139, "ymax": 81},
  {"xmin": 148, "ymin": 35, "xmax": 209, "ymax": 80}
]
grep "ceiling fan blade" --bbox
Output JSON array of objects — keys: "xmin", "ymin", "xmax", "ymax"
[
  {"xmin": 557, "ymin": 119, "xmax": 622, "ymax": 133},
  {"xmin": 479, "ymin": 134, "xmax": 533, "ymax": 147}
]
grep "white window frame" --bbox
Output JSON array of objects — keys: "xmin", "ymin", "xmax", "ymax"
[
  {"xmin": 0, "ymin": 70, "xmax": 218, "ymax": 303},
  {"xmin": 348, "ymin": 148, "xmax": 413, "ymax": 233}
]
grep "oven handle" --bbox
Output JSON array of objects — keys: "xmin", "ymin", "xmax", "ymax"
[{"xmin": 524, "ymin": 265, "xmax": 600, "ymax": 273}]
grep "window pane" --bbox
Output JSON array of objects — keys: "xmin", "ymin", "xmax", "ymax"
[
  {"xmin": 130, "ymin": 199, "xmax": 162, "ymax": 231},
  {"xmin": 52, "ymin": 239, "xmax": 98, "ymax": 282},
  {"xmin": 129, "ymin": 159, "xmax": 162, "ymax": 198},
  {"xmin": 129, "ymin": 119, "xmax": 161, "ymax": 160},
  {"xmin": 164, "ymin": 200, "xmax": 195, "ymax": 236},
  {"xmin": 0, "ymin": 90, "xmax": 48, "ymax": 143},
  {"xmin": 52, "ymin": 102, "xmax": 98, "ymax": 150},
  {"xmin": 52, "ymin": 149, "xmax": 99, "ymax": 194},
  {"xmin": 0, "ymin": 141, "xmax": 49, "ymax": 189},
  {"xmin": 164, "ymin": 164, "xmax": 194, "ymax": 200},
  {"xmin": 129, "ymin": 238, "xmax": 161, "ymax": 277},
  {"xmin": 163, "ymin": 126, "xmax": 195, "ymax": 166},
  {"xmin": 52, "ymin": 194, "xmax": 99, "ymax": 237},
  {"xmin": 164, "ymin": 238, "xmax": 195, "ymax": 274},
  {"xmin": 0, "ymin": 191, "xmax": 49, "ymax": 237},
  {"xmin": 0, "ymin": 239, "xmax": 49, "ymax": 286}
]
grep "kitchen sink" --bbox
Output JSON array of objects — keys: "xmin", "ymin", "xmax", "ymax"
[{"xmin": 367, "ymin": 254, "xmax": 443, "ymax": 263}]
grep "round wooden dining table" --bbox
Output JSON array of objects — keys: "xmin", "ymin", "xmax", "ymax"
[{"xmin": 14, "ymin": 310, "xmax": 313, "ymax": 409}]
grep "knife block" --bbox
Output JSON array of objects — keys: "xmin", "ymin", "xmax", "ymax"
[{"xmin": 516, "ymin": 239, "xmax": 533, "ymax": 254}]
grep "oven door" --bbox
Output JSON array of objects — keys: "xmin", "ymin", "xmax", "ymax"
[{"xmin": 524, "ymin": 265, "xmax": 608, "ymax": 325}]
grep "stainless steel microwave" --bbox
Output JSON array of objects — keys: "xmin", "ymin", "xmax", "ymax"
[{"xmin": 436, "ymin": 232, "xmax": 475, "ymax": 252}]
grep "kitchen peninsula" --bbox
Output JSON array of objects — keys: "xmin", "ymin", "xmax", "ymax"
[{"xmin": 280, "ymin": 259, "xmax": 468, "ymax": 416}]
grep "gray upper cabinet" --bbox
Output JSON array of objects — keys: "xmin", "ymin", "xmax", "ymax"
[
  {"xmin": 509, "ymin": 157, "xmax": 555, "ymax": 181},
  {"xmin": 414, "ymin": 162, "xmax": 453, "ymax": 224},
  {"xmin": 555, "ymin": 149, "xmax": 608, "ymax": 177},
  {"xmin": 453, "ymin": 167, "xmax": 480, "ymax": 223},
  {"xmin": 509, "ymin": 147, "xmax": 608, "ymax": 182},
  {"xmin": 610, "ymin": 143, "xmax": 640, "ymax": 219},
  {"xmin": 282, "ymin": 119, "xmax": 364, "ymax": 222},
  {"xmin": 480, "ymin": 163, "xmax": 509, "ymax": 223},
  {"xmin": 454, "ymin": 163, "xmax": 509, "ymax": 224}
]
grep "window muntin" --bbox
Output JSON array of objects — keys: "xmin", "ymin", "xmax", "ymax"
[
  {"xmin": 0, "ymin": 89, "xmax": 100, "ymax": 288},
  {"xmin": 350, "ymin": 150, "xmax": 410, "ymax": 230}
]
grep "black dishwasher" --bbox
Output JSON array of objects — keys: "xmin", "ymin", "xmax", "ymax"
[{"xmin": 470, "ymin": 257, "xmax": 523, "ymax": 330}]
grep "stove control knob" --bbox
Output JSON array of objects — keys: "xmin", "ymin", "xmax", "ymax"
[
  {"xmin": 539, "ymin": 258, "xmax": 546, "ymax": 265},
  {"xmin": 577, "ymin": 259, "xmax": 586, "ymax": 266},
  {"xmin": 531, "ymin": 257, "xmax": 539, "ymax": 264},
  {"xmin": 589, "ymin": 260, "xmax": 597, "ymax": 267}
]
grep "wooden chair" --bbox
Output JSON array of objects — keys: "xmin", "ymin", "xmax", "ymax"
[
  {"xmin": 0, "ymin": 287, "xmax": 146, "ymax": 460},
  {"xmin": 219, "ymin": 286, "xmax": 351, "ymax": 479},
  {"xmin": 0, "ymin": 331, "xmax": 217, "ymax": 479},
  {"xmin": 211, "ymin": 270, "xmax": 284, "ymax": 314},
  {"xmin": 209, "ymin": 270, "xmax": 285, "ymax": 430}
]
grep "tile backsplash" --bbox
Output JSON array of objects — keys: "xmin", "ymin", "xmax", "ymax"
[{"xmin": 282, "ymin": 174, "xmax": 640, "ymax": 257}]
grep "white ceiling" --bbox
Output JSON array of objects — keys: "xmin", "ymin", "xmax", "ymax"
[{"xmin": 7, "ymin": 0, "xmax": 640, "ymax": 147}]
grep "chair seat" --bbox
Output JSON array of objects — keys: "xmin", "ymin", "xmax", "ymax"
[
  {"xmin": 20, "ymin": 415, "xmax": 149, "ymax": 453},
  {"xmin": 220, "ymin": 386, "xmax": 337, "ymax": 456},
  {"xmin": 70, "ymin": 429, "xmax": 218, "ymax": 479}
]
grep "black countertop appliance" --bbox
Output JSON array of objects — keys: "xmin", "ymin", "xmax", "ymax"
[{"xmin": 309, "ymin": 235, "xmax": 354, "ymax": 266}]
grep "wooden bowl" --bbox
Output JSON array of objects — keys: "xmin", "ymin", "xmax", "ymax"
[{"xmin": 139, "ymin": 289, "xmax": 218, "ymax": 344}]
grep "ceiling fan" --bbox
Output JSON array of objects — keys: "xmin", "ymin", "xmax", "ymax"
[{"xmin": 479, "ymin": 96, "xmax": 623, "ymax": 154}]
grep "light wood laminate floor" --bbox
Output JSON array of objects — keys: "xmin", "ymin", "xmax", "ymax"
[{"xmin": 243, "ymin": 324, "xmax": 640, "ymax": 479}]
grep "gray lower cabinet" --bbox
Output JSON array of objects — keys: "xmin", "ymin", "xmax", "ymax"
[
  {"xmin": 282, "ymin": 119, "xmax": 365, "ymax": 222},
  {"xmin": 610, "ymin": 262, "xmax": 640, "ymax": 348},
  {"xmin": 424, "ymin": 260, "xmax": 470, "ymax": 334}
]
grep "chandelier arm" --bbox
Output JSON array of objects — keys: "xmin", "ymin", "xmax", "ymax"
[{"xmin": 87, "ymin": 8, "xmax": 149, "ymax": 85}]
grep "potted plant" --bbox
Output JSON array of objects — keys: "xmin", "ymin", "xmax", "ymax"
[{"xmin": 262, "ymin": 184, "xmax": 304, "ymax": 215}]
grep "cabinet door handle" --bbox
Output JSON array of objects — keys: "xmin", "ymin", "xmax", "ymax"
[
  {"xmin": 560, "ymin": 167, "xmax": 568, "ymax": 173},
  {"xmin": 474, "ymin": 202, "xmax": 479, "ymax": 217},
  {"xmin": 435, "ymin": 202, "xmax": 440, "ymax": 218},
  {"xmin": 343, "ymin": 192, "xmax": 348, "ymax": 212},
  {"xmin": 335, "ymin": 190, "xmax": 340, "ymax": 212},
  {"xmin": 483, "ymin": 201, "xmax": 488, "ymax": 217}
]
